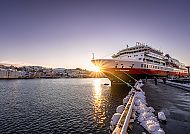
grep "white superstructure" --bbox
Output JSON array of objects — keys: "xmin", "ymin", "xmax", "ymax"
[{"xmin": 92, "ymin": 42, "xmax": 188, "ymax": 83}]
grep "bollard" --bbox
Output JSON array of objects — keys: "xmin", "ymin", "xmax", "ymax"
[{"xmin": 154, "ymin": 77, "xmax": 157, "ymax": 85}]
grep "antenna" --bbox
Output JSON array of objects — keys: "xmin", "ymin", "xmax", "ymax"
[
  {"xmin": 92, "ymin": 53, "xmax": 94, "ymax": 60},
  {"xmin": 126, "ymin": 44, "xmax": 129, "ymax": 48}
]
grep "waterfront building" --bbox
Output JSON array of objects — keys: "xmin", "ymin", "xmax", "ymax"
[
  {"xmin": 65, "ymin": 68, "xmax": 91, "ymax": 78},
  {"xmin": 0, "ymin": 68, "xmax": 22, "ymax": 78}
]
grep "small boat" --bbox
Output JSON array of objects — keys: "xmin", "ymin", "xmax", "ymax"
[{"xmin": 104, "ymin": 83, "xmax": 109, "ymax": 85}]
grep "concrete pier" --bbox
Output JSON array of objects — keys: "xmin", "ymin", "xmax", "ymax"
[{"xmin": 130, "ymin": 79, "xmax": 190, "ymax": 134}]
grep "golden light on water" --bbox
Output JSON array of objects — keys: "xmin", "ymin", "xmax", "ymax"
[
  {"xmin": 94, "ymin": 79, "xmax": 102, "ymax": 99},
  {"xmin": 92, "ymin": 79, "xmax": 106, "ymax": 126}
]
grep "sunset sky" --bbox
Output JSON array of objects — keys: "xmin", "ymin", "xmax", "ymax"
[{"xmin": 0, "ymin": 0, "xmax": 190, "ymax": 70}]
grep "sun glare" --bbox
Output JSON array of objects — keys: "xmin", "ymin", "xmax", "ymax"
[
  {"xmin": 93, "ymin": 66, "xmax": 101, "ymax": 72},
  {"xmin": 89, "ymin": 64, "xmax": 104, "ymax": 77}
]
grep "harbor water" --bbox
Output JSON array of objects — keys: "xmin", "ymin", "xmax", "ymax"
[
  {"xmin": 0, "ymin": 78, "xmax": 129, "ymax": 133},
  {"xmin": 0, "ymin": 78, "xmax": 190, "ymax": 133}
]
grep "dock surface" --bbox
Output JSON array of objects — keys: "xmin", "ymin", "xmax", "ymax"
[{"xmin": 131, "ymin": 79, "xmax": 190, "ymax": 134}]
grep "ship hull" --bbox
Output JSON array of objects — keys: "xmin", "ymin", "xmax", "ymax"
[
  {"xmin": 101, "ymin": 68, "xmax": 188, "ymax": 84},
  {"xmin": 91, "ymin": 59, "xmax": 188, "ymax": 84}
]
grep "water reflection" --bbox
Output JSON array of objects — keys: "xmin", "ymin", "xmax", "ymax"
[
  {"xmin": 93, "ymin": 79, "xmax": 102, "ymax": 99},
  {"xmin": 93, "ymin": 79, "xmax": 106, "ymax": 126}
]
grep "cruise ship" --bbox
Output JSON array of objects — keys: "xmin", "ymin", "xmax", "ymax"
[{"xmin": 91, "ymin": 42, "xmax": 188, "ymax": 84}]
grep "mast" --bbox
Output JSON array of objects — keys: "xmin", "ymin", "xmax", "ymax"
[{"xmin": 92, "ymin": 53, "xmax": 95, "ymax": 60}]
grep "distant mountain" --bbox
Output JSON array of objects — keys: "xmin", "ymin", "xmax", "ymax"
[{"xmin": 0, "ymin": 62, "xmax": 22, "ymax": 67}]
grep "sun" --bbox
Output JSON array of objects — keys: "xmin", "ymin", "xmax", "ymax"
[
  {"xmin": 93, "ymin": 66, "xmax": 101, "ymax": 72},
  {"xmin": 89, "ymin": 65, "xmax": 104, "ymax": 78}
]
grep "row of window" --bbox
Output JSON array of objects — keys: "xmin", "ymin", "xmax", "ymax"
[
  {"xmin": 115, "ymin": 65, "xmax": 124, "ymax": 68},
  {"xmin": 145, "ymin": 54, "xmax": 163, "ymax": 61},
  {"xmin": 120, "ymin": 49, "xmax": 147, "ymax": 55},
  {"xmin": 115, "ymin": 63, "xmax": 124, "ymax": 68},
  {"xmin": 144, "ymin": 59, "xmax": 165, "ymax": 66},
  {"xmin": 141, "ymin": 64, "xmax": 173, "ymax": 71},
  {"xmin": 141, "ymin": 64, "xmax": 163, "ymax": 70},
  {"xmin": 126, "ymin": 54, "xmax": 143, "ymax": 58},
  {"xmin": 127, "ymin": 46, "xmax": 146, "ymax": 51}
]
